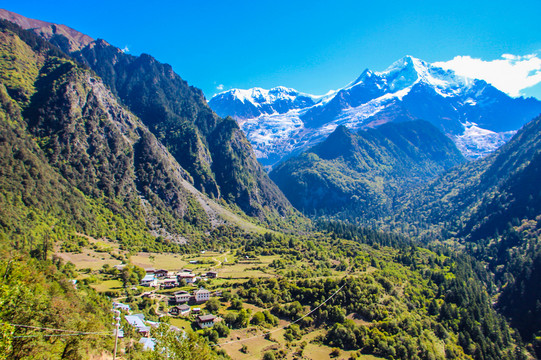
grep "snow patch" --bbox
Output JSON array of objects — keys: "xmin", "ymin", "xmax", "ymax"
[{"xmin": 454, "ymin": 124, "xmax": 516, "ymax": 158}]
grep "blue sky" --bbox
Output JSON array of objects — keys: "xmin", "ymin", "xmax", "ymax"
[{"xmin": 4, "ymin": 0, "xmax": 541, "ymax": 99}]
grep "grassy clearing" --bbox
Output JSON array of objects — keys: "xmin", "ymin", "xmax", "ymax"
[
  {"xmin": 90, "ymin": 279, "xmax": 123, "ymax": 293},
  {"xmin": 55, "ymin": 248, "xmax": 120, "ymax": 270},
  {"xmin": 169, "ymin": 317, "xmax": 192, "ymax": 331},
  {"xmin": 219, "ymin": 327, "xmax": 284, "ymax": 360},
  {"xmin": 130, "ymin": 253, "xmax": 186, "ymax": 270}
]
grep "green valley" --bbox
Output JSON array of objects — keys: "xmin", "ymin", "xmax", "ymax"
[{"xmin": 0, "ymin": 9, "xmax": 540, "ymax": 360}]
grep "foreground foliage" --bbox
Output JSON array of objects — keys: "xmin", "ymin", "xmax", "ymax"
[{"xmin": 0, "ymin": 251, "xmax": 111, "ymax": 359}]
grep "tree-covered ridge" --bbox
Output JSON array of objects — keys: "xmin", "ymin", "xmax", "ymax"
[
  {"xmin": 0, "ymin": 21, "xmax": 271, "ymax": 254},
  {"xmin": 270, "ymin": 120, "xmax": 465, "ymax": 220},
  {"xmin": 72, "ymin": 38, "xmax": 293, "ymax": 223},
  {"xmin": 389, "ymin": 114, "xmax": 541, "ymax": 355},
  {"xmin": 397, "ymin": 114, "xmax": 541, "ymax": 235}
]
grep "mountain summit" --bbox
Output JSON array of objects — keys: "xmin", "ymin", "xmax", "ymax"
[
  {"xmin": 210, "ymin": 86, "xmax": 320, "ymax": 121},
  {"xmin": 210, "ymin": 56, "xmax": 541, "ymax": 166},
  {"xmin": 0, "ymin": 8, "xmax": 93, "ymax": 52}
]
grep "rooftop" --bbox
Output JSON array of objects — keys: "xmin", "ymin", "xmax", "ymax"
[{"xmin": 197, "ymin": 314, "xmax": 216, "ymax": 322}]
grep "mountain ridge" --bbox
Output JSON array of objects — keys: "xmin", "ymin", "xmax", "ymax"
[
  {"xmin": 0, "ymin": 8, "xmax": 93, "ymax": 52},
  {"xmin": 0, "ymin": 10, "xmax": 297, "ymax": 224},
  {"xmin": 270, "ymin": 120, "xmax": 465, "ymax": 219},
  {"xmin": 0, "ymin": 19, "xmax": 278, "ymax": 254},
  {"xmin": 210, "ymin": 55, "xmax": 541, "ymax": 166}
]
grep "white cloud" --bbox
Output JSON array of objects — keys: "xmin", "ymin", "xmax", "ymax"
[
  {"xmin": 434, "ymin": 54, "xmax": 541, "ymax": 97},
  {"xmin": 121, "ymin": 45, "xmax": 130, "ymax": 53},
  {"xmin": 216, "ymin": 84, "xmax": 224, "ymax": 91}
]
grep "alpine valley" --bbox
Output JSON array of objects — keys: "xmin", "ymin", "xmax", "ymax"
[{"xmin": 0, "ymin": 8, "xmax": 540, "ymax": 360}]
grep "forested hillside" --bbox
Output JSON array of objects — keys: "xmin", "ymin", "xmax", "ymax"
[
  {"xmin": 0, "ymin": 18, "xmax": 274, "ymax": 255},
  {"xmin": 394, "ymin": 114, "xmax": 541, "ymax": 355},
  {"xmin": 71, "ymin": 39, "xmax": 292, "ymax": 223},
  {"xmin": 270, "ymin": 120, "xmax": 465, "ymax": 220}
]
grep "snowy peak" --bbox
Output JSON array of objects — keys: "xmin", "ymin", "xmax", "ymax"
[
  {"xmin": 209, "ymin": 56, "xmax": 541, "ymax": 166},
  {"xmin": 230, "ymin": 86, "xmax": 305, "ymax": 105},
  {"xmin": 343, "ymin": 55, "xmax": 472, "ymax": 100},
  {"xmin": 209, "ymin": 86, "xmax": 319, "ymax": 120},
  {"xmin": 348, "ymin": 69, "xmax": 376, "ymax": 88},
  {"xmin": 378, "ymin": 55, "xmax": 423, "ymax": 91},
  {"xmin": 372, "ymin": 55, "xmax": 472, "ymax": 96}
]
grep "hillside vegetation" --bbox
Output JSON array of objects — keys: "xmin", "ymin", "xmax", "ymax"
[
  {"xmin": 270, "ymin": 121, "xmax": 464, "ymax": 220},
  {"xmin": 0, "ymin": 13, "xmax": 539, "ymax": 360}
]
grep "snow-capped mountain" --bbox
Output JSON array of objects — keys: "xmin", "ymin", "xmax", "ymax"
[
  {"xmin": 209, "ymin": 56, "xmax": 541, "ymax": 167},
  {"xmin": 209, "ymin": 86, "xmax": 322, "ymax": 121}
]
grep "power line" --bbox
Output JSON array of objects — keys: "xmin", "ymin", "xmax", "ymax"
[
  {"xmin": 13, "ymin": 333, "xmax": 112, "ymax": 338},
  {"xmin": 215, "ymin": 276, "xmax": 349, "ymax": 347},
  {"xmin": 8, "ymin": 323, "xmax": 113, "ymax": 338}
]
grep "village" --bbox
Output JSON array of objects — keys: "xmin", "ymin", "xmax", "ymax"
[
  {"xmin": 60, "ymin": 248, "xmax": 358, "ymax": 358},
  {"xmin": 111, "ymin": 267, "xmax": 222, "ymax": 351}
]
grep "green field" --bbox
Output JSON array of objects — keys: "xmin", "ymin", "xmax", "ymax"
[{"xmin": 90, "ymin": 279, "xmax": 123, "ymax": 293}]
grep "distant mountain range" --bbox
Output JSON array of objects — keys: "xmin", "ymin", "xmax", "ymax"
[{"xmin": 210, "ymin": 56, "xmax": 541, "ymax": 167}]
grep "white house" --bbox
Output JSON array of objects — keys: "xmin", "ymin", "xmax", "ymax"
[
  {"xmin": 139, "ymin": 337, "xmax": 156, "ymax": 351},
  {"xmin": 170, "ymin": 304, "xmax": 191, "ymax": 316},
  {"xmin": 194, "ymin": 288, "xmax": 210, "ymax": 303},
  {"xmin": 113, "ymin": 302, "xmax": 131, "ymax": 312},
  {"xmin": 177, "ymin": 272, "xmax": 196, "ymax": 284},
  {"xmin": 125, "ymin": 314, "xmax": 150, "ymax": 336},
  {"xmin": 141, "ymin": 274, "xmax": 157, "ymax": 287},
  {"xmin": 196, "ymin": 314, "xmax": 216, "ymax": 328},
  {"xmin": 174, "ymin": 290, "xmax": 191, "ymax": 304}
]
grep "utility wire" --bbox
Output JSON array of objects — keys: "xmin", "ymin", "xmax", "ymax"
[
  {"xmin": 215, "ymin": 276, "xmax": 350, "ymax": 347},
  {"xmin": 8, "ymin": 323, "xmax": 112, "ymax": 338},
  {"xmin": 13, "ymin": 333, "xmax": 112, "ymax": 338}
]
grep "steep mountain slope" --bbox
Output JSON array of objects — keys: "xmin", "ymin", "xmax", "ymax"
[
  {"xmin": 395, "ymin": 114, "xmax": 541, "ymax": 353},
  {"xmin": 270, "ymin": 120, "xmax": 465, "ymax": 219},
  {"xmin": 0, "ymin": 20, "xmax": 271, "ymax": 252},
  {"xmin": 211, "ymin": 56, "xmax": 541, "ymax": 166},
  {"xmin": 400, "ymin": 114, "xmax": 541, "ymax": 238},
  {"xmin": 0, "ymin": 9, "xmax": 294, "ymax": 224}
]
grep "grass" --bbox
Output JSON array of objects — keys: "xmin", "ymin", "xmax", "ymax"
[
  {"xmin": 169, "ymin": 317, "xmax": 193, "ymax": 331},
  {"xmin": 130, "ymin": 252, "xmax": 186, "ymax": 270},
  {"xmin": 90, "ymin": 279, "xmax": 123, "ymax": 293},
  {"xmin": 219, "ymin": 327, "xmax": 283, "ymax": 360},
  {"xmin": 220, "ymin": 325, "xmax": 384, "ymax": 360},
  {"xmin": 55, "ymin": 248, "xmax": 120, "ymax": 270}
]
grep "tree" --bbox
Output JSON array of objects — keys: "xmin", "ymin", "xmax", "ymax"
[
  {"xmin": 284, "ymin": 324, "xmax": 302, "ymax": 342},
  {"xmin": 251, "ymin": 311, "xmax": 265, "ymax": 326},
  {"xmin": 206, "ymin": 297, "xmax": 221, "ymax": 313},
  {"xmin": 213, "ymin": 321, "xmax": 230, "ymax": 338},
  {"xmin": 223, "ymin": 312, "xmax": 237, "ymax": 328},
  {"xmin": 150, "ymin": 324, "xmax": 221, "ymax": 359},
  {"xmin": 236, "ymin": 309, "xmax": 250, "ymax": 328},
  {"xmin": 230, "ymin": 298, "xmax": 243, "ymax": 310}
]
